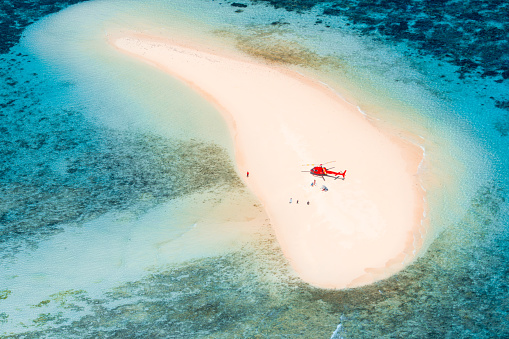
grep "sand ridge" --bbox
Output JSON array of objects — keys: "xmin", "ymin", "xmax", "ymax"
[{"xmin": 111, "ymin": 32, "xmax": 425, "ymax": 289}]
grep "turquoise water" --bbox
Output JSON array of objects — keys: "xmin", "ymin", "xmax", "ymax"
[{"xmin": 0, "ymin": 0, "xmax": 507, "ymax": 337}]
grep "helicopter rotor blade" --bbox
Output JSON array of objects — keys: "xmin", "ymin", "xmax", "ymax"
[{"xmin": 302, "ymin": 161, "xmax": 336, "ymax": 166}]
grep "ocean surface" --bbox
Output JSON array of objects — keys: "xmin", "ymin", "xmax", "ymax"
[{"xmin": 0, "ymin": 0, "xmax": 507, "ymax": 337}]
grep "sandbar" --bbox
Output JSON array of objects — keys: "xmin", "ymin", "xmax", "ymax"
[{"xmin": 110, "ymin": 32, "xmax": 425, "ymax": 289}]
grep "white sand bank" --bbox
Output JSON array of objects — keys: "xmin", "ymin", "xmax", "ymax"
[{"xmin": 111, "ymin": 33, "xmax": 425, "ymax": 289}]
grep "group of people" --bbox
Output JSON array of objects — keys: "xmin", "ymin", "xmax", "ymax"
[
  {"xmin": 311, "ymin": 180, "xmax": 328, "ymax": 192},
  {"xmin": 247, "ymin": 172, "xmax": 326, "ymax": 206},
  {"xmin": 289, "ymin": 198, "xmax": 309, "ymax": 205}
]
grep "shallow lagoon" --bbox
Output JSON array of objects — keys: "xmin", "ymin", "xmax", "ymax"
[{"xmin": 0, "ymin": 0, "xmax": 507, "ymax": 337}]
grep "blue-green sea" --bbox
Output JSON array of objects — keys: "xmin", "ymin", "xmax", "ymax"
[{"xmin": 0, "ymin": 0, "xmax": 507, "ymax": 337}]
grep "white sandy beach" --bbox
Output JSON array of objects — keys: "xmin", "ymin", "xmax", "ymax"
[{"xmin": 111, "ymin": 33, "xmax": 425, "ymax": 289}]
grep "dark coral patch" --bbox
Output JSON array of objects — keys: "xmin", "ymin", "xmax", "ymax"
[
  {"xmin": 250, "ymin": 0, "xmax": 509, "ymax": 84},
  {"xmin": 0, "ymin": 0, "xmax": 91, "ymax": 54}
]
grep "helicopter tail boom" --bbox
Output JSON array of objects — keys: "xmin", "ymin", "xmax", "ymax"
[{"xmin": 329, "ymin": 169, "xmax": 347, "ymax": 179}]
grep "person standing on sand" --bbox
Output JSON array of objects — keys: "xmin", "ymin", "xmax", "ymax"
[
  {"xmin": 289, "ymin": 198, "xmax": 292, "ymax": 204},
  {"xmin": 247, "ymin": 171, "xmax": 249, "ymax": 177}
]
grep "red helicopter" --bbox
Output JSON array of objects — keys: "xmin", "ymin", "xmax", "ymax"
[{"xmin": 303, "ymin": 161, "xmax": 347, "ymax": 180}]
